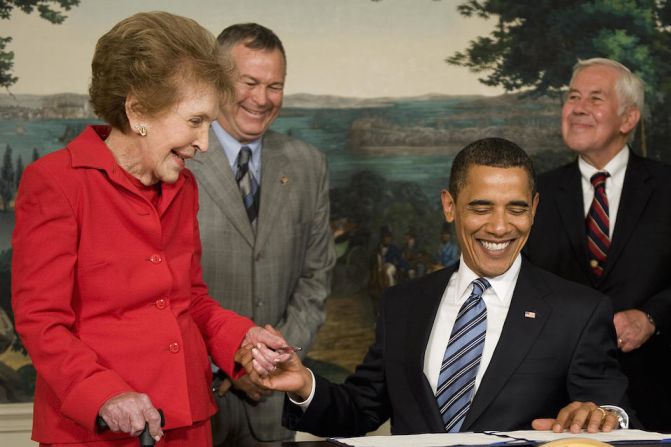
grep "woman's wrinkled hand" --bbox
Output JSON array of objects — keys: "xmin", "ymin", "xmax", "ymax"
[
  {"xmin": 98, "ymin": 392, "xmax": 163, "ymax": 442},
  {"xmin": 241, "ymin": 325, "xmax": 293, "ymax": 374}
]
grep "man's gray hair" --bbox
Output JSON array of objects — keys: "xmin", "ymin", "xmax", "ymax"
[{"xmin": 572, "ymin": 57, "xmax": 645, "ymax": 114}]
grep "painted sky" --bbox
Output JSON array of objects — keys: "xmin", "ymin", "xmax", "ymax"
[{"xmin": 4, "ymin": 0, "xmax": 504, "ymax": 98}]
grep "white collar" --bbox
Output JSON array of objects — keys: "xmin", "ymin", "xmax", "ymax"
[
  {"xmin": 578, "ymin": 144, "xmax": 629, "ymax": 182},
  {"xmin": 454, "ymin": 255, "xmax": 522, "ymax": 306},
  {"xmin": 211, "ymin": 121, "xmax": 262, "ymax": 169}
]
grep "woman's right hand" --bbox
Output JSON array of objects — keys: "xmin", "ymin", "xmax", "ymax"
[
  {"xmin": 238, "ymin": 343, "xmax": 314, "ymax": 400},
  {"xmin": 98, "ymin": 392, "xmax": 163, "ymax": 442}
]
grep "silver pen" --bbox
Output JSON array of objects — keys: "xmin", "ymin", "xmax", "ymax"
[{"xmin": 277, "ymin": 345, "xmax": 302, "ymax": 353}]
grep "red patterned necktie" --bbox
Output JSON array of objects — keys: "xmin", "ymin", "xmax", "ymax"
[{"xmin": 586, "ymin": 172, "xmax": 610, "ymax": 277}]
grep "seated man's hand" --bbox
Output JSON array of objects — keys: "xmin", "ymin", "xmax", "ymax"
[
  {"xmin": 241, "ymin": 325, "xmax": 293, "ymax": 374},
  {"xmin": 238, "ymin": 338, "xmax": 313, "ymax": 401},
  {"xmin": 532, "ymin": 402, "xmax": 620, "ymax": 433}
]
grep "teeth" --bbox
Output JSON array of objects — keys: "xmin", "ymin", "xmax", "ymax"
[
  {"xmin": 242, "ymin": 107, "xmax": 266, "ymax": 116},
  {"xmin": 481, "ymin": 240, "xmax": 510, "ymax": 251}
]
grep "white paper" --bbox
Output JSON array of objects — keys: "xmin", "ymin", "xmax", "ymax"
[
  {"xmin": 328, "ymin": 429, "xmax": 671, "ymax": 447},
  {"xmin": 495, "ymin": 429, "xmax": 671, "ymax": 443},
  {"xmin": 328, "ymin": 432, "xmax": 502, "ymax": 447}
]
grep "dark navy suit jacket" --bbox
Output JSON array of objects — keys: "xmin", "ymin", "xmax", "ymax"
[{"xmin": 283, "ymin": 260, "xmax": 629, "ymax": 436}]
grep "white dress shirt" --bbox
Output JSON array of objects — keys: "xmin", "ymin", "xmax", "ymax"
[
  {"xmin": 211, "ymin": 120, "xmax": 262, "ymax": 182},
  {"xmin": 579, "ymin": 145, "xmax": 629, "ymax": 238},
  {"xmin": 424, "ymin": 255, "xmax": 520, "ymax": 394}
]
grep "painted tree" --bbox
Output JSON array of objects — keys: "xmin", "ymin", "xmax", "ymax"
[
  {"xmin": 15, "ymin": 153, "xmax": 23, "ymax": 188},
  {"xmin": 447, "ymin": 0, "xmax": 671, "ymax": 161},
  {"xmin": 0, "ymin": 144, "xmax": 15, "ymax": 211},
  {"xmin": 0, "ymin": 0, "xmax": 80, "ymax": 90}
]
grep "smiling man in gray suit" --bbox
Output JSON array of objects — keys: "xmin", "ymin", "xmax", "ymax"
[{"xmin": 187, "ymin": 23, "xmax": 335, "ymax": 447}]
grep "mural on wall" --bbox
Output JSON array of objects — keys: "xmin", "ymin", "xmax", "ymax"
[{"xmin": 0, "ymin": 0, "xmax": 669, "ymax": 402}]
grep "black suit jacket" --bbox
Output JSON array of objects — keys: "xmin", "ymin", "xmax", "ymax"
[
  {"xmin": 524, "ymin": 151, "xmax": 671, "ymax": 430},
  {"xmin": 283, "ymin": 261, "xmax": 629, "ymax": 436}
]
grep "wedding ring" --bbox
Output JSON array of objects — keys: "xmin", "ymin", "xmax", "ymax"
[{"xmin": 594, "ymin": 406, "xmax": 607, "ymax": 420}]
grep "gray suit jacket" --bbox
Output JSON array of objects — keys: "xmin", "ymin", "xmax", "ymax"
[{"xmin": 188, "ymin": 129, "xmax": 335, "ymax": 440}]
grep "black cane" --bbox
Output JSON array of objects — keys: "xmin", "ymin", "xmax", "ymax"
[{"xmin": 96, "ymin": 408, "xmax": 165, "ymax": 447}]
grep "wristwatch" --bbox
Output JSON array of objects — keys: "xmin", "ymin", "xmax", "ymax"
[{"xmin": 600, "ymin": 405, "xmax": 629, "ymax": 429}]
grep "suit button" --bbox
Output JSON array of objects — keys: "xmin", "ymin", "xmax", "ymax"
[
  {"xmin": 149, "ymin": 254, "xmax": 162, "ymax": 264},
  {"xmin": 255, "ymin": 253, "xmax": 262, "ymax": 261},
  {"xmin": 256, "ymin": 300, "xmax": 264, "ymax": 307},
  {"xmin": 155, "ymin": 298, "xmax": 168, "ymax": 309},
  {"xmin": 169, "ymin": 342, "xmax": 180, "ymax": 353},
  {"xmin": 590, "ymin": 259, "xmax": 599, "ymax": 268}
]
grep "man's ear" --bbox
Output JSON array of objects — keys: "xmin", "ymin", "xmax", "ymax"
[
  {"xmin": 620, "ymin": 106, "xmax": 641, "ymax": 135},
  {"xmin": 530, "ymin": 192, "xmax": 540, "ymax": 223},
  {"xmin": 441, "ymin": 190, "xmax": 456, "ymax": 223}
]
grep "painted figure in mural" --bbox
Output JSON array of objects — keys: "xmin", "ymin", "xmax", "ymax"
[
  {"xmin": 369, "ymin": 225, "xmax": 403, "ymax": 296},
  {"xmin": 242, "ymin": 137, "xmax": 632, "ymax": 435},
  {"xmin": 401, "ymin": 228, "xmax": 427, "ymax": 280},
  {"xmin": 437, "ymin": 222, "xmax": 460, "ymax": 268},
  {"xmin": 11, "ymin": 12, "xmax": 289, "ymax": 447},
  {"xmin": 525, "ymin": 57, "xmax": 671, "ymax": 432},
  {"xmin": 186, "ymin": 23, "xmax": 335, "ymax": 446}
]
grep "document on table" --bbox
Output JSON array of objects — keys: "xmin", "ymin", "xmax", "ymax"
[
  {"xmin": 327, "ymin": 429, "xmax": 671, "ymax": 447},
  {"xmin": 327, "ymin": 432, "xmax": 511, "ymax": 447},
  {"xmin": 497, "ymin": 430, "xmax": 671, "ymax": 444}
]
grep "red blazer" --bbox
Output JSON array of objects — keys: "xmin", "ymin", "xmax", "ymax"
[{"xmin": 11, "ymin": 126, "xmax": 255, "ymax": 443}]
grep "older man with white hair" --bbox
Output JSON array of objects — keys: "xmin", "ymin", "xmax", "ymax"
[{"xmin": 525, "ymin": 57, "xmax": 671, "ymax": 431}]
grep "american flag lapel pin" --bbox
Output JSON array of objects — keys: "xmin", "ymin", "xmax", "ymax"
[{"xmin": 524, "ymin": 311, "xmax": 536, "ymax": 319}]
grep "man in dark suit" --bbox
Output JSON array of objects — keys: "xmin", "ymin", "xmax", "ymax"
[
  {"xmin": 188, "ymin": 23, "xmax": 335, "ymax": 446},
  {"xmin": 524, "ymin": 58, "xmax": 671, "ymax": 432},
  {"xmin": 243, "ymin": 138, "xmax": 630, "ymax": 435}
]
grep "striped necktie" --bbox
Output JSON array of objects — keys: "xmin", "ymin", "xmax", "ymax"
[
  {"xmin": 436, "ymin": 277, "xmax": 490, "ymax": 432},
  {"xmin": 236, "ymin": 146, "xmax": 260, "ymax": 225},
  {"xmin": 586, "ymin": 172, "xmax": 610, "ymax": 277}
]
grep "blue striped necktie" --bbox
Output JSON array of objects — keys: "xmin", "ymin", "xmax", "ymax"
[
  {"xmin": 236, "ymin": 146, "xmax": 260, "ymax": 226},
  {"xmin": 436, "ymin": 277, "xmax": 490, "ymax": 432},
  {"xmin": 586, "ymin": 172, "xmax": 610, "ymax": 277}
]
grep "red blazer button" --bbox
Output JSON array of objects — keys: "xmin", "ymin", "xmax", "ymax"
[
  {"xmin": 149, "ymin": 254, "xmax": 162, "ymax": 264},
  {"xmin": 168, "ymin": 342, "xmax": 180, "ymax": 353},
  {"xmin": 155, "ymin": 298, "xmax": 168, "ymax": 309}
]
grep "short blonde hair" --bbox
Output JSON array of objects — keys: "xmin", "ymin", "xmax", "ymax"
[{"xmin": 89, "ymin": 11, "xmax": 232, "ymax": 131}]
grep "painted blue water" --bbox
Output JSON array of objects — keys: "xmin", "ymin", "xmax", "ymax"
[
  {"xmin": 0, "ymin": 101, "xmax": 465, "ymax": 198},
  {"xmin": 0, "ymin": 97, "xmax": 561, "ymax": 251}
]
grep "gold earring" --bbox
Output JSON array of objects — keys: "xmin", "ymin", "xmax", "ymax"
[{"xmin": 136, "ymin": 124, "xmax": 148, "ymax": 137}]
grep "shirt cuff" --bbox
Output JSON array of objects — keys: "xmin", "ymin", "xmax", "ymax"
[
  {"xmin": 287, "ymin": 368, "xmax": 316, "ymax": 412},
  {"xmin": 601, "ymin": 405, "xmax": 629, "ymax": 429}
]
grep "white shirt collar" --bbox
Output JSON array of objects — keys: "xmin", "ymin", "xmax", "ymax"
[
  {"xmin": 211, "ymin": 120, "xmax": 262, "ymax": 173},
  {"xmin": 453, "ymin": 255, "xmax": 522, "ymax": 306},
  {"xmin": 578, "ymin": 144, "xmax": 629, "ymax": 184}
]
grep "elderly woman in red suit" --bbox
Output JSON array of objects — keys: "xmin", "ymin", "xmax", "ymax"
[{"xmin": 11, "ymin": 12, "xmax": 287, "ymax": 447}]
